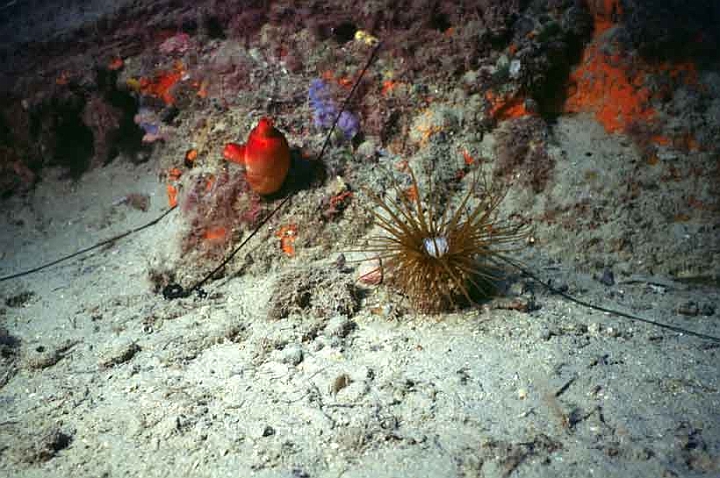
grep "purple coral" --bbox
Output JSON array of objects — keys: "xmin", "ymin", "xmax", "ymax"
[
  {"xmin": 309, "ymin": 78, "xmax": 336, "ymax": 127},
  {"xmin": 337, "ymin": 110, "xmax": 359, "ymax": 140},
  {"xmin": 133, "ymin": 107, "xmax": 165, "ymax": 143},
  {"xmin": 308, "ymin": 79, "xmax": 358, "ymax": 140}
]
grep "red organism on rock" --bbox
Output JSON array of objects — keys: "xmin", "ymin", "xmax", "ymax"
[{"xmin": 222, "ymin": 117, "xmax": 291, "ymax": 195}]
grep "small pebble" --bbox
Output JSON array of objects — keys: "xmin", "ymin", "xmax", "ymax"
[
  {"xmin": 357, "ymin": 257, "xmax": 382, "ymax": 285},
  {"xmin": 677, "ymin": 301, "xmax": 699, "ymax": 317},
  {"xmin": 98, "ymin": 342, "xmax": 140, "ymax": 369},
  {"xmin": 330, "ymin": 373, "xmax": 352, "ymax": 395},
  {"xmin": 700, "ymin": 303, "xmax": 716, "ymax": 316},
  {"xmin": 279, "ymin": 344, "xmax": 303, "ymax": 366},
  {"xmin": 335, "ymin": 253, "xmax": 347, "ymax": 270},
  {"xmin": 605, "ymin": 327, "xmax": 621, "ymax": 338},
  {"xmin": 538, "ymin": 327, "xmax": 553, "ymax": 341},
  {"xmin": 324, "ymin": 315, "xmax": 355, "ymax": 339}
]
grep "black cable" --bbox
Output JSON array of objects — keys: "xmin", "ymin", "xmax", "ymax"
[
  {"xmin": 163, "ymin": 41, "xmax": 384, "ymax": 299},
  {"xmin": 1, "ymin": 205, "xmax": 177, "ymax": 282},
  {"xmin": 496, "ymin": 254, "xmax": 720, "ymax": 343}
]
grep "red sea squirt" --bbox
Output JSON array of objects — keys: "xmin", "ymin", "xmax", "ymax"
[{"xmin": 222, "ymin": 117, "xmax": 291, "ymax": 195}]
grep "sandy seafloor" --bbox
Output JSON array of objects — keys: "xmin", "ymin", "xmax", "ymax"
[{"xmin": 0, "ymin": 113, "xmax": 718, "ymax": 477}]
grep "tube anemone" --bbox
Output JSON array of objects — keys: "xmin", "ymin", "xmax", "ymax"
[{"xmin": 363, "ymin": 167, "xmax": 527, "ymax": 313}]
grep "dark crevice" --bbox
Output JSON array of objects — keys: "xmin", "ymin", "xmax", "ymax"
[
  {"xmin": 51, "ymin": 99, "xmax": 95, "ymax": 178},
  {"xmin": 332, "ymin": 21, "xmax": 357, "ymax": 44},
  {"xmin": 97, "ymin": 69, "xmax": 145, "ymax": 160},
  {"xmin": 204, "ymin": 15, "xmax": 226, "ymax": 39},
  {"xmin": 429, "ymin": 12, "xmax": 451, "ymax": 33}
]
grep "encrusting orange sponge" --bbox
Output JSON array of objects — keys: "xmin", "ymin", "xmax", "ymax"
[{"xmin": 223, "ymin": 117, "xmax": 291, "ymax": 195}]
